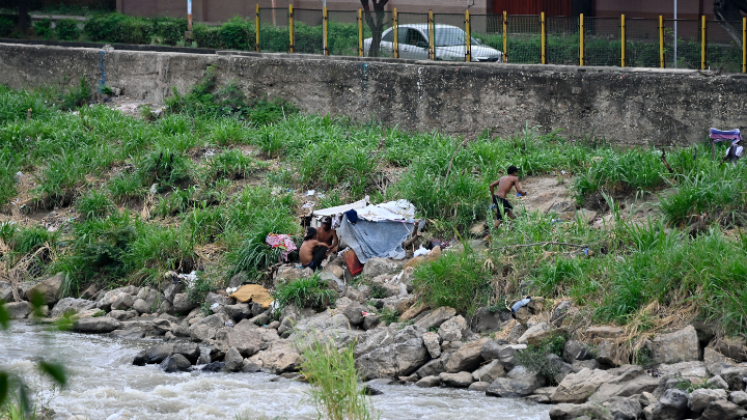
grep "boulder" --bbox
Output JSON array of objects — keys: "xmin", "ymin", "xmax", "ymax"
[
  {"xmin": 412, "ymin": 307, "xmax": 457, "ymax": 330},
  {"xmin": 586, "ymin": 326, "xmax": 624, "ymax": 339},
  {"xmin": 707, "ymin": 375, "xmax": 729, "ymax": 389},
  {"xmin": 160, "ymin": 354, "xmax": 192, "ymax": 373},
  {"xmin": 241, "ymin": 359, "xmax": 261, "ymax": 373},
  {"xmin": 334, "ymin": 297, "xmax": 367, "ymax": 326},
  {"xmin": 362, "ymin": 314, "xmax": 381, "ymax": 330},
  {"xmin": 189, "ymin": 314, "xmax": 224, "ymax": 342},
  {"xmin": 588, "ymin": 365, "xmax": 659, "ymax": 403},
  {"xmin": 470, "ymin": 307, "xmax": 511, "ymax": 333},
  {"xmin": 415, "ymin": 359, "xmax": 445, "ymax": 378},
  {"xmin": 356, "ymin": 337, "xmax": 428, "ymax": 380},
  {"xmin": 201, "ymin": 362, "xmax": 225, "ymax": 372},
  {"xmin": 422, "ymin": 332, "xmax": 441, "ymax": 359},
  {"xmin": 658, "ymin": 361, "xmax": 709, "ymax": 384},
  {"xmin": 506, "ymin": 322, "xmax": 527, "ymax": 343},
  {"xmin": 5, "ymin": 301, "xmax": 32, "ymax": 319},
  {"xmin": 595, "ymin": 339, "xmax": 626, "ymax": 367},
  {"xmin": 551, "ymin": 300, "xmax": 573, "ymax": 327},
  {"xmin": 163, "ymin": 282, "xmax": 185, "ymax": 303},
  {"xmin": 730, "ymin": 390, "xmax": 747, "ymax": 406},
  {"xmin": 172, "ymin": 293, "xmax": 195, "ymax": 314},
  {"xmin": 469, "ymin": 381, "xmax": 490, "ymax": 392},
  {"xmin": 700, "ymin": 399, "xmax": 747, "ymax": 420},
  {"xmin": 546, "ymin": 354, "xmax": 574, "ymax": 384},
  {"xmin": 0, "ymin": 281, "xmax": 14, "ymax": 302},
  {"xmin": 720, "ymin": 366, "xmax": 747, "ymax": 391},
  {"xmin": 224, "ymin": 347, "xmax": 243, "ymax": 364},
  {"xmin": 513, "ymin": 307, "xmax": 530, "ymax": 327},
  {"xmin": 438, "ymin": 315, "xmax": 468, "ymax": 342},
  {"xmin": 354, "ymin": 327, "xmax": 396, "ymax": 358},
  {"xmin": 517, "ymin": 322, "xmax": 553, "ymax": 345},
  {"xmin": 549, "ymin": 403, "xmax": 609, "ymax": 420},
  {"xmin": 362, "ymin": 258, "xmax": 404, "ymax": 278},
  {"xmin": 444, "ymin": 338, "xmax": 489, "ymax": 373},
  {"xmin": 689, "ymin": 388, "xmax": 728, "ymax": 412},
  {"xmin": 711, "ymin": 337, "xmax": 747, "ymax": 362},
  {"xmin": 481, "ymin": 342, "xmax": 525, "ymax": 369},
  {"xmin": 205, "ymin": 292, "xmax": 227, "ymax": 306},
  {"xmin": 551, "ymin": 368, "xmax": 614, "ymax": 403},
  {"xmin": 439, "ymin": 371, "xmax": 473, "ymax": 388},
  {"xmin": 649, "ymin": 326, "xmax": 700, "ymax": 364},
  {"xmin": 26, "ymin": 273, "xmax": 64, "ymax": 305},
  {"xmin": 486, "ymin": 365, "xmax": 546, "ymax": 398},
  {"xmin": 111, "ymin": 293, "xmax": 135, "ymax": 311},
  {"xmin": 275, "ymin": 265, "xmax": 305, "ymax": 280},
  {"xmin": 133, "ymin": 343, "xmax": 174, "ymax": 365},
  {"xmin": 214, "ymin": 320, "xmax": 277, "ymax": 357},
  {"xmin": 250, "ymin": 340, "xmax": 301, "ymax": 374},
  {"xmin": 74, "ymin": 317, "xmax": 121, "ymax": 333},
  {"xmin": 108, "ymin": 310, "xmax": 137, "ymax": 321},
  {"xmin": 223, "ymin": 303, "xmax": 252, "ymax": 322},
  {"xmin": 563, "ymin": 340, "xmax": 594, "ymax": 364},
  {"xmin": 51, "ymin": 298, "xmax": 96, "ymax": 318},
  {"xmin": 605, "ymin": 396, "xmax": 642, "ymax": 420},
  {"xmin": 472, "ymin": 360, "xmax": 506, "ymax": 383},
  {"xmin": 651, "ymin": 389, "xmax": 689, "ymax": 420},
  {"xmin": 416, "ymin": 375, "xmax": 441, "ymax": 388},
  {"xmin": 132, "ymin": 299, "xmax": 152, "ymax": 314}
]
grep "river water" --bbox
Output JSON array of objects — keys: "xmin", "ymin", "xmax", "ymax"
[{"xmin": 1, "ymin": 323, "xmax": 551, "ymax": 420}]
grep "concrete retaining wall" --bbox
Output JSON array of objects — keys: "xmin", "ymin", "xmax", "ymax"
[{"xmin": 1, "ymin": 42, "xmax": 746, "ymax": 145}]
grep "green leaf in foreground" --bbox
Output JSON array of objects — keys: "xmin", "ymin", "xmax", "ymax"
[
  {"xmin": 0, "ymin": 372, "xmax": 8, "ymax": 407},
  {"xmin": 38, "ymin": 361, "xmax": 67, "ymax": 387},
  {"xmin": 0, "ymin": 302, "xmax": 9, "ymax": 330}
]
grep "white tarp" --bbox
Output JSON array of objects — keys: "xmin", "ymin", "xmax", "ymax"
[
  {"xmin": 355, "ymin": 200, "xmax": 416, "ymax": 222},
  {"xmin": 312, "ymin": 197, "xmax": 369, "ymax": 217}
]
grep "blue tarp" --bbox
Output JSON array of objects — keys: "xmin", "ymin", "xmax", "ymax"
[{"xmin": 337, "ymin": 215, "xmax": 415, "ymax": 264}]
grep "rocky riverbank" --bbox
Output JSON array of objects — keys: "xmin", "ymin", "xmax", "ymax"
[{"xmin": 4, "ymin": 256, "xmax": 747, "ymax": 420}]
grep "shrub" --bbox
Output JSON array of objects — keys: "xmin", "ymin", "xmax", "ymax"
[
  {"xmin": 137, "ymin": 149, "xmax": 192, "ymax": 191},
  {"xmin": 218, "ymin": 18, "xmax": 255, "ymax": 50},
  {"xmin": 0, "ymin": 16, "xmax": 15, "ymax": 37},
  {"xmin": 34, "ymin": 19, "xmax": 54, "ymax": 39},
  {"xmin": 76, "ymin": 190, "xmax": 115, "ymax": 220},
  {"xmin": 274, "ymin": 274, "xmax": 337, "ymax": 312},
  {"xmin": 412, "ymin": 244, "xmax": 492, "ymax": 316},
  {"xmin": 515, "ymin": 334, "xmax": 568, "ymax": 385},
  {"xmin": 155, "ymin": 18, "xmax": 186, "ymax": 45},
  {"xmin": 193, "ymin": 23, "xmax": 220, "ymax": 48},
  {"xmin": 298, "ymin": 336, "xmax": 376, "ymax": 420},
  {"xmin": 56, "ymin": 19, "xmax": 81, "ymax": 41}
]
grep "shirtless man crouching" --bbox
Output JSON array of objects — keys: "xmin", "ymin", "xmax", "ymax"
[
  {"xmin": 299, "ymin": 227, "xmax": 331, "ymax": 270},
  {"xmin": 489, "ymin": 165, "xmax": 527, "ymax": 227},
  {"xmin": 316, "ymin": 216, "xmax": 339, "ymax": 253}
]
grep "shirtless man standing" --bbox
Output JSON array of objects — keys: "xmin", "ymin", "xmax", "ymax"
[
  {"xmin": 299, "ymin": 227, "xmax": 331, "ymax": 270},
  {"xmin": 489, "ymin": 165, "xmax": 527, "ymax": 226},
  {"xmin": 316, "ymin": 216, "xmax": 339, "ymax": 253}
]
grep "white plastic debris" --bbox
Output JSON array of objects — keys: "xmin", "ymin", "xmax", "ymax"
[
  {"xmin": 413, "ymin": 246, "xmax": 431, "ymax": 257},
  {"xmin": 305, "ymin": 190, "xmax": 316, "ymax": 196},
  {"xmin": 149, "ymin": 183, "xmax": 158, "ymax": 194}
]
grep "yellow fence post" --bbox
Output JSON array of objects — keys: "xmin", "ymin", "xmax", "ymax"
[
  {"xmin": 579, "ymin": 13, "xmax": 584, "ymax": 66},
  {"xmin": 541, "ymin": 12, "xmax": 546, "ymax": 64},
  {"xmin": 502, "ymin": 11, "xmax": 507, "ymax": 62},
  {"xmin": 621, "ymin": 14, "xmax": 626, "ymax": 67},
  {"xmin": 701, "ymin": 15, "xmax": 706, "ymax": 70},
  {"xmin": 289, "ymin": 5, "xmax": 294, "ymax": 53},
  {"xmin": 428, "ymin": 10, "xmax": 435, "ymax": 60},
  {"xmin": 465, "ymin": 9, "xmax": 471, "ymax": 62},
  {"xmin": 255, "ymin": 4, "xmax": 260, "ymax": 53},
  {"xmin": 358, "ymin": 9, "xmax": 364, "ymax": 57},
  {"xmin": 743, "ymin": 17, "xmax": 746, "ymax": 73},
  {"xmin": 393, "ymin": 8, "xmax": 399, "ymax": 58},
  {"xmin": 323, "ymin": 6, "xmax": 329, "ymax": 56},
  {"xmin": 659, "ymin": 15, "xmax": 664, "ymax": 68}
]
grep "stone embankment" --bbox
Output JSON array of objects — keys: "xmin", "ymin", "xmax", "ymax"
[{"xmin": 4, "ymin": 255, "xmax": 747, "ymax": 420}]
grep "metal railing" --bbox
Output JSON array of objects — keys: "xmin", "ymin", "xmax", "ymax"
[{"xmin": 247, "ymin": 5, "xmax": 747, "ymax": 73}]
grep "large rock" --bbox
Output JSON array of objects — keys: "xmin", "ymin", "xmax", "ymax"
[
  {"xmin": 354, "ymin": 327, "xmax": 396, "ymax": 359},
  {"xmin": 481, "ymin": 342, "xmax": 525, "ymax": 369},
  {"xmin": 163, "ymin": 282, "xmax": 185, "ymax": 303},
  {"xmin": 551, "ymin": 368, "xmax": 614, "ymax": 403},
  {"xmin": 5, "ymin": 301, "xmax": 32, "ymax": 319},
  {"xmin": 250, "ymin": 340, "xmax": 301, "ymax": 374},
  {"xmin": 422, "ymin": 332, "xmax": 441, "ymax": 359},
  {"xmin": 173, "ymin": 343, "xmax": 201, "ymax": 364},
  {"xmin": 651, "ymin": 389, "xmax": 689, "ymax": 420},
  {"xmin": 439, "ymin": 371, "xmax": 473, "ymax": 388},
  {"xmin": 551, "ymin": 300, "xmax": 573, "ymax": 327},
  {"xmin": 362, "ymin": 258, "xmax": 404, "ymax": 278},
  {"xmin": 729, "ymin": 390, "xmax": 747, "ymax": 406},
  {"xmin": 649, "ymin": 326, "xmax": 700, "ymax": 364},
  {"xmin": 470, "ymin": 307, "xmax": 511, "ymax": 333},
  {"xmin": 413, "ymin": 307, "xmax": 456, "ymax": 330},
  {"xmin": 189, "ymin": 314, "xmax": 224, "ymax": 342},
  {"xmin": 416, "ymin": 375, "xmax": 441, "ymax": 388},
  {"xmin": 0, "ymin": 281, "xmax": 14, "ymax": 302},
  {"xmin": 133, "ymin": 343, "xmax": 174, "ymax": 365},
  {"xmin": 563, "ymin": 340, "xmax": 594, "ymax": 364},
  {"xmin": 415, "ymin": 359, "xmax": 445, "ymax": 378},
  {"xmin": 689, "ymin": 388, "xmax": 728, "ymax": 412},
  {"xmin": 658, "ymin": 361, "xmax": 709, "ymax": 384},
  {"xmin": 444, "ymin": 338, "xmax": 488, "ymax": 373},
  {"xmin": 356, "ymin": 337, "xmax": 428, "ymax": 380},
  {"xmin": 700, "ymin": 399, "xmax": 747, "ymax": 420},
  {"xmin": 74, "ymin": 317, "xmax": 121, "ymax": 333},
  {"xmin": 334, "ymin": 297, "xmax": 367, "ymax": 326},
  {"xmin": 711, "ymin": 337, "xmax": 747, "ymax": 362},
  {"xmin": 110, "ymin": 293, "xmax": 134, "ymax": 311},
  {"xmin": 719, "ymin": 366, "xmax": 747, "ymax": 391},
  {"xmin": 26, "ymin": 273, "xmax": 64, "ymax": 305},
  {"xmin": 215, "ymin": 320, "xmax": 279, "ymax": 357},
  {"xmin": 172, "ymin": 293, "xmax": 195, "ymax": 314},
  {"xmin": 275, "ymin": 265, "xmax": 305, "ymax": 280},
  {"xmin": 472, "ymin": 360, "xmax": 506, "ymax": 383},
  {"xmin": 223, "ymin": 303, "xmax": 251, "ymax": 322},
  {"xmin": 588, "ymin": 365, "xmax": 659, "ymax": 403},
  {"xmin": 517, "ymin": 322, "xmax": 553, "ymax": 345},
  {"xmin": 438, "ymin": 315, "xmax": 468, "ymax": 342},
  {"xmin": 549, "ymin": 403, "xmax": 610, "ymax": 420},
  {"xmin": 486, "ymin": 365, "xmax": 545, "ymax": 398},
  {"xmin": 586, "ymin": 326, "xmax": 624, "ymax": 339},
  {"xmin": 52, "ymin": 298, "xmax": 96, "ymax": 318},
  {"xmin": 606, "ymin": 396, "xmax": 642, "ymax": 420},
  {"xmin": 159, "ymin": 354, "xmax": 192, "ymax": 373}
]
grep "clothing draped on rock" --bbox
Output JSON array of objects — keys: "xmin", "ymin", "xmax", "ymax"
[{"xmin": 265, "ymin": 233, "xmax": 297, "ymax": 261}]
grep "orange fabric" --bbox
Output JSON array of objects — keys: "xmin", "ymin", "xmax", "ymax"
[{"xmin": 229, "ymin": 284, "xmax": 274, "ymax": 308}]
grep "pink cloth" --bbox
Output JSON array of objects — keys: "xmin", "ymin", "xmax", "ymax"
[{"xmin": 266, "ymin": 233, "xmax": 297, "ymax": 262}]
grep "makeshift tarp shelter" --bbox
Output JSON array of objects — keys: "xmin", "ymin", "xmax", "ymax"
[{"xmin": 312, "ymin": 199, "xmax": 420, "ymax": 264}]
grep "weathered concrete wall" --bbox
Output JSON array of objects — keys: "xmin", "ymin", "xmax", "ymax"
[{"xmin": 1, "ymin": 42, "xmax": 746, "ymax": 145}]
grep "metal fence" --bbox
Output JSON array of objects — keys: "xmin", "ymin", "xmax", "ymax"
[{"xmin": 247, "ymin": 5, "xmax": 747, "ymax": 73}]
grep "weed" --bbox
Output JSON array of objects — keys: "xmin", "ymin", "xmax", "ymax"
[
  {"xmin": 76, "ymin": 190, "xmax": 115, "ymax": 220},
  {"xmin": 515, "ymin": 334, "xmax": 568, "ymax": 386},
  {"xmin": 273, "ymin": 274, "xmax": 337, "ymax": 312},
  {"xmin": 368, "ymin": 283, "xmax": 387, "ymax": 299},
  {"xmin": 379, "ymin": 307, "xmax": 399, "ymax": 325},
  {"xmin": 188, "ymin": 273, "xmax": 213, "ymax": 304}
]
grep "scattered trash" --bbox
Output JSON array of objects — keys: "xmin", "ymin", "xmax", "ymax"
[
  {"xmin": 265, "ymin": 233, "xmax": 297, "ymax": 261},
  {"xmin": 229, "ymin": 284, "xmax": 273, "ymax": 308},
  {"xmin": 561, "ymin": 170, "xmax": 567, "ymax": 175},
  {"xmin": 511, "ymin": 296, "xmax": 531, "ymax": 313},
  {"xmin": 305, "ymin": 190, "xmax": 316, "ymax": 196},
  {"xmin": 413, "ymin": 246, "xmax": 431, "ymax": 257},
  {"xmin": 164, "ymin": 271, "xmax": 198, "ymax": 288},
  {"xmin": 224, "ymin": 320, "xmax": 235, "ymax": 327},
  {"xmin": 149, "ymin": 183, "xmax": 158, "ymax": 194},
  {"xmin": 210, "ymin": 303, "xmax": 220, "ymax": 310},
  {"xmin": 13, "ymin": 171, "xmax": 23, "ymax": 181}
]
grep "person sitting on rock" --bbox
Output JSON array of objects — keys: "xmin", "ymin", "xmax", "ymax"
[
  {"xmin": 299, "ymin": 227, "xmax": 331, "ymax": 270},
  {"xmin": 316, "ymin": 216, "xmax": 339, "ymax": 253}
]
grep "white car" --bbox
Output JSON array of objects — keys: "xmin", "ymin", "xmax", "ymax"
[{"xmin": 363, "ymin": 23, "xmax": 503, "ymax": 62}]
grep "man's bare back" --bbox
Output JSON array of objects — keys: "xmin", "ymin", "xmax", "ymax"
[
  {"xmin": 300, "ymin": 239, "xmax": 327, "ymax": 266},
  {"xmin": 488, "ymin": 166, "xmax": 527, "ymax": 224}
]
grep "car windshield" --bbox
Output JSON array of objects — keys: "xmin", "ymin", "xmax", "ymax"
[{"xmin": 435, "ymin": 28, "xmax": 479, "ymax": 47}]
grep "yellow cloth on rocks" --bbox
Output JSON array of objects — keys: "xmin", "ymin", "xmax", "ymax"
[{"xmin": 229, "ymin": 284, "xmax": 274, "ymax": 309}]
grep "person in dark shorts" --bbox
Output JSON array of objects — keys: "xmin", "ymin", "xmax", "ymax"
[
  {"xmin": 489, "ymin": 165, "xmax": 527, "ymax": 225},
  {"xmin": 299, "ymin": 227, "xmax": 330, "ymax": 270}
]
